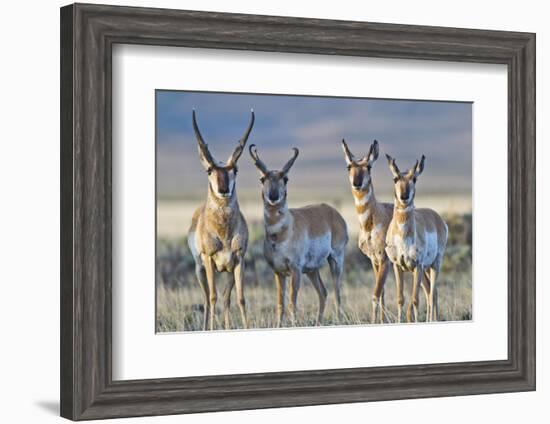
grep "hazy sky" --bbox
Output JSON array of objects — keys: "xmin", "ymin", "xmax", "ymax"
[{"xmin": 156, "ymin": 90, "xmax": 472, "ymax": 199}]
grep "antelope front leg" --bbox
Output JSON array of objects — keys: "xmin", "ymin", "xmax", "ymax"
[
  {"xmin": 203, "ymin": 255, "xmax": 217, "ymax": 331},
  {"xmin": 288, "ymin": 268, "xmax": 302, "ymax": 326},
  {"xmin": 407, "ymin": 266, "xmax": 423, "ymax": 323},
  {"xmin": 393, "ymin": 263, "xmax": 404, "ymax": 323},
  {"xmin": 234, "ymin": 256, "xmax": 248, "ymax": 329},
  {"xmin": 223, "ymin": 274, "xmax": 235, "ymax": 330},
  {"xmin": 274, "ymin": 273, "xmax": 286, "ymax": 327},
  {"xmin": 372, "ymin": 260, "xmax": 389, "ymax": 324}
]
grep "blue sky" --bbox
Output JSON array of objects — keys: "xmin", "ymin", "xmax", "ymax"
[{"xmin": 156, "ymin": 90, "xmax": 472, "ymax": 199}]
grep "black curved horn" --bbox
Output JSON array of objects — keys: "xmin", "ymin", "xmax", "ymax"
[
  {"xmin": 248, "ymin": 143, "xmax": 269, "ymax": 175},
  {"xmin": 228, "ymin": 110, "xmax": 255, "ymax": 167},
  {"xmin": 192, "ymin": 110, "xmax": 216, "ymax": 166},
  {"xmin": 282, "ymin": 147, "xmax": 299, "ymax": 175}
]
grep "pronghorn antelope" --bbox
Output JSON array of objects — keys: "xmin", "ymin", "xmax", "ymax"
[
  {"xmin": 342, "ymin": 139, "xmax": 393, "ymax": 323},
  {"xmin": 249, "ymin": 144, "xmax": 348, "ymax": 327},
  {"xmin": 187, "ymin": 110, "xmax": 254, "ymax": 331},
  {"xmin": 384, "ymin": 154, "xmax": 448, "ymax": 322}
]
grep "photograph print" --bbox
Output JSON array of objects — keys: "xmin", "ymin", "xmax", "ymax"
[{"xmin": 156, "ymin": 90, "xmax": 472, "ymax": 332}]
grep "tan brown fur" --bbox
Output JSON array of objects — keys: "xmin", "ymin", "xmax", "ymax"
[
  {"xmin": 262, "ymin": 202, "xmax": 348, "ymax": 327},
  {"xmin": 290, "ymin": 204, "xmax": 348, "ymax": 245},
  {"xmin": 190, "ymin": 192, "xmax": 248, "ymax": 271},
  {"xmin": 187, "ymin": 110, "xmax": 254, "ymax": 331},
  {"xmin": 250, "ymin": 145, "xmax": 348, "ymax": 327},
  {"xmin": 188, "ymin": 185, "xmax": 250, "ymax": 332},
  {"xmin": 394, "ymin": 208, "xmax": 408, "ymax": 225},
  {"xmin": 385, "ymin": 153, "xmax": 448, "ymax": 322},
  {"xmin": 342, "ymin": 139, "xmax": 393, "ymax": 323}
]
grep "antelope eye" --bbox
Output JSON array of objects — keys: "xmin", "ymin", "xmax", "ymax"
[
  {"xmin": 346, "ymin": 164, "xmax": 352, "ymax": 171},
  {"xmin": 283, "ymin": 176, "xmax": 289, "ymax": 184},
  {"xmin": 393, "ymin": 176, "xmax": 400, "ymax": 183},
  {"xmin": 412, "ymin": 177, "xmax": 417, "ymax": 183},
  {"xmin": 206, "ymin": 167, "xmax": 213, "ymax": 175},
  {"xmin": 260, "ymin": 176, "xmax": 265, "ymax": 183}
]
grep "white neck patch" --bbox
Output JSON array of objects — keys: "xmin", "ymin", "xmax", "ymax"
[
  {"xmin": 396, "ymin": 204, "xmax": 414, "ymax": 213},
  {"xmin": 358, "ymin": 209, "xmax": 371, "ymax": 224},
  {"xmin": 354, "ymin": 190, "xmax": 372, "ymax": 206}
]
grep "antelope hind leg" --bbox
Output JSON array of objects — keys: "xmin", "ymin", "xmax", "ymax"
[
  {"xmin": 194, "ymin": 264, "xmax": 210, "ymax": 331},
  {"xmin": 328, "ymin": 253, "xmax": 344, "ymax": 320},
  {"xmin": 288, "ymin": 269, "xmax": 302, "ymax": 326},
  {"xmin": 422, "ymin": 270, "xmax": 431, "ymax": 322},
  {"xmin": 429, "ymin": 268, "xmax": 439, "ymax": 322},
  {"xmin": 203, "ymin": 255, "xmax": 217, "ymax": 331},
  {"xmin": 306, "ymin": 270, "xmax": 327, "ymax": 326},
  {"xmin": 370, "ymin": 261, "xmax": 380, "ymax": 324}
]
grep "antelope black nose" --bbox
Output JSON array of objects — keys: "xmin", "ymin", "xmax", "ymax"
[
  {"xmin": 353, "ymin": 183, "xmax": 362, "ymax": 189},
  {"xmin": 219, "ymin": 185, "xmax": 229, "ymax": 194},
  {"xmin": 268, "ymin": 187, "xmax": 280, "ymax": 202}
]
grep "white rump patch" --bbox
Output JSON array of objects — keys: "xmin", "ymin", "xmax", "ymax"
[
  {"xmin": 302, "ymin": 233, "xmax": 332, "ymax": 271},
  {"xmin": 420, "ymin": 230, "xmax": 439, "ymax": 266},
  {"xmin": 188, "ymin": 232, "xmax": 198, "ymax": 259}
]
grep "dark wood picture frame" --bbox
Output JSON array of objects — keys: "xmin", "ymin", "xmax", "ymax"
[{"xmin": 60, "ymin": 3, "xmax": 536, "ymax": 420}]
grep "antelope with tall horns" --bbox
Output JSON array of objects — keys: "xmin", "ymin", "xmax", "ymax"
[
  {"xmin": 384, "ymin": 153, "xmax": 448, "ymax": 322},
  {"xmin": 249, "ymin": 144, "xmax": 348, "ymax": 327},
  {"xmin": 342, "ymin": 139, "xmax": 394, "ymax": 323},
  {"xmin": 187, "ymin": 110, "xmax": 254, "ymax": 330}
]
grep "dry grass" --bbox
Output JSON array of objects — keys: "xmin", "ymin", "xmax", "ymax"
[
  {"xmin": 156, "ymin": 271, "xmax": 472, "ymax": 332},
  {"xmin": 156, "ymin": 213, "xmax": 472, "ymax": 332}
]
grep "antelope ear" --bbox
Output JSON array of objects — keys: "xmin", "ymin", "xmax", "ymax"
[
  {"xmin": 341, "ymin": 139, "xmax": 354, "ymax": 165},
  {"xmin": 368, "ymin": 140, "xmax": 379, "ymax": 164},
  {"xmin": 385, "ymin": 153, "xmax": 400, "ymax": 179},
  {"xmin": 414, "ymin": 155, "xmax": 426, "ymax": 177}
]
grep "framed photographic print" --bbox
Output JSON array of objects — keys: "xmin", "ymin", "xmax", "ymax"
[{"xmin": 60, "ymin": 3, "xmax": 536, "ymax": 420}]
